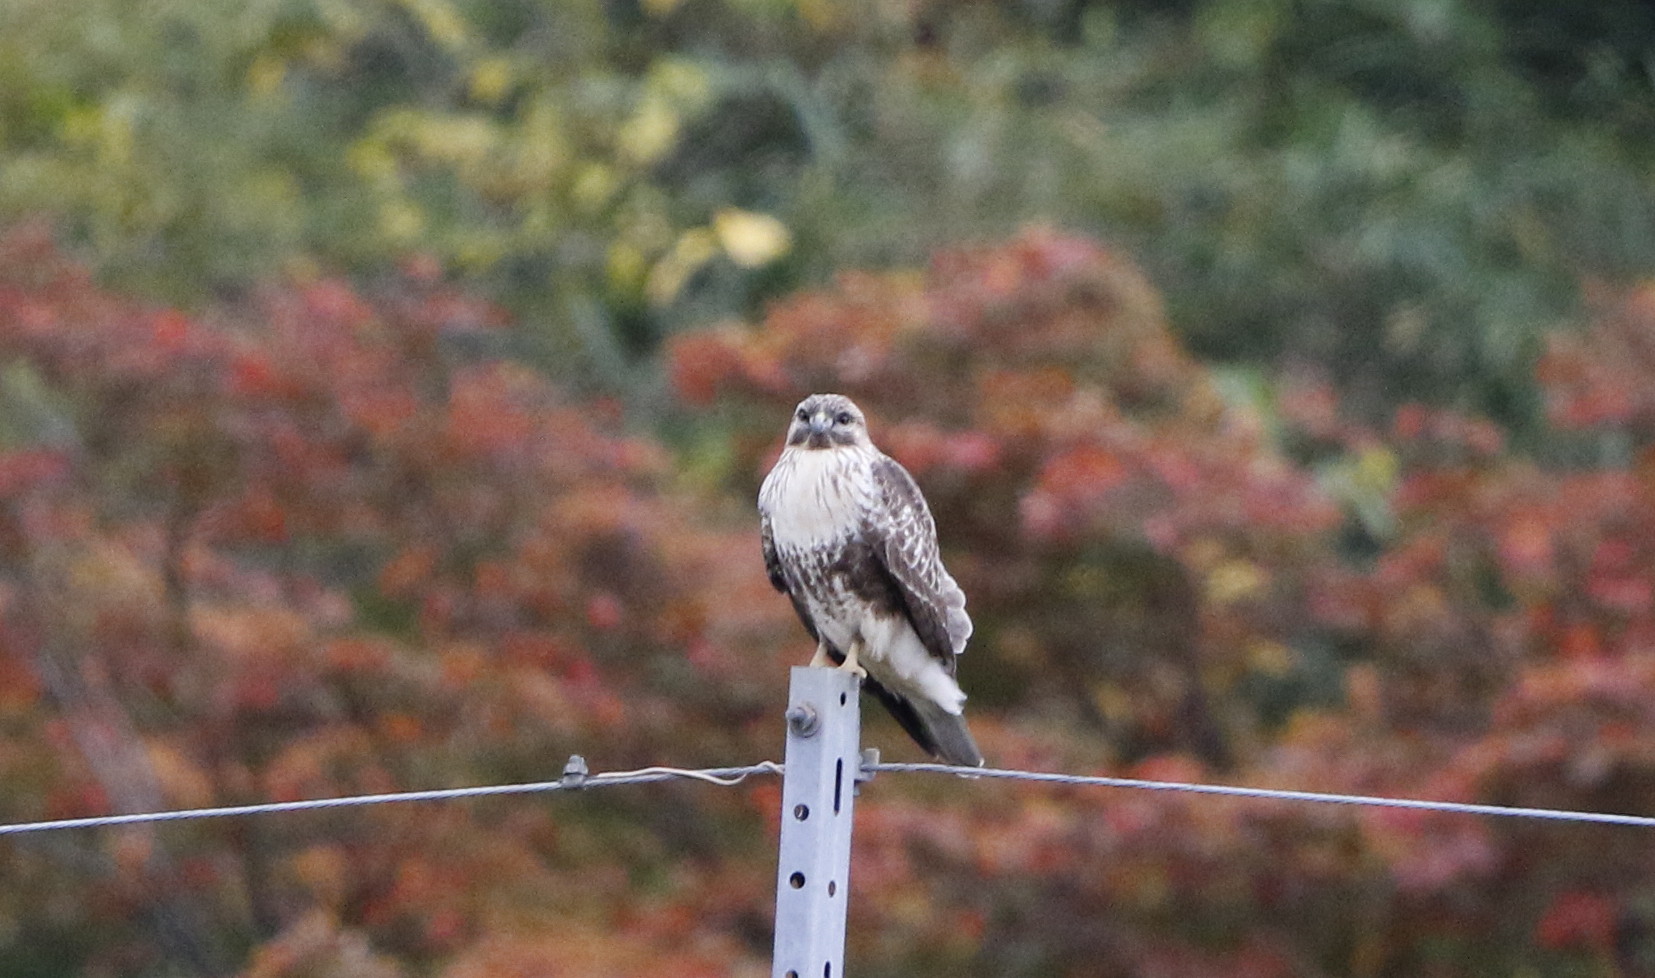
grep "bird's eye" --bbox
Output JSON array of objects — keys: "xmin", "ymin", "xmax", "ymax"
[
  {"xmin": 796, "ymin": 408, "xmax": 809, "ymax": 422},
  {"xmin": 835, "ymin": 412, "xmax": 853, "ymax": 426}
]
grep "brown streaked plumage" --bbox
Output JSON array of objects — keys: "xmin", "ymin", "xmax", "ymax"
[{"xmin": 758, "ymin": 393, "xmax": 983, "ymax": 766}]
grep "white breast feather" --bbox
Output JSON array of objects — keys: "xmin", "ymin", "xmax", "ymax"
[
  {"xmin": 760, "ymin": 445, "xmax": 968, "ymax": 716},
  {"xmin": 759, "ymin": 447, "xmax": 872, "ymax": 546}
]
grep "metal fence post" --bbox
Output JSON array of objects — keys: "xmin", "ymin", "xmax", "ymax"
[{"xmin": 771, "ymin": 665, "xmax": 863, "ymax": 978}]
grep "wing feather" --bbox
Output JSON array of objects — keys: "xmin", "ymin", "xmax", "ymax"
[
  {"xmin": 864, "ymin": 454, "xmax": 972, "ymax": 667},
  {"xmin": 760, "ymin": 511, "xmax": 788, "ymax": 593},
  {"xmin": 761, "ymin": 509, "xmax": 822, "ymax": 641}
]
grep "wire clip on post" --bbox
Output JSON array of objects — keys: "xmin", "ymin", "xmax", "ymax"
[{"xmin": 772, "ymin": 666, "xmax": 863, "ymax": 978}]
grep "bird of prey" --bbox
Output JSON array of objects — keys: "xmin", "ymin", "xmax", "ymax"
[{"xmin": 759, "ymin": 393, "xmax": 984, "ymax": 767}]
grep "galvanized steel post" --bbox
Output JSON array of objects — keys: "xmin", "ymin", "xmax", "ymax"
[{"xmin": 771, "ymin": 666, "xmax": 863, "ymax": 978}]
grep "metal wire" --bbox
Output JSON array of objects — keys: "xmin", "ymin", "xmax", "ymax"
[
  {"xmin": 0, "ymin": 761, "xmax": 783, "ymax": 837},
  {"xmin": 3, "ymin": 756, "xmax": 1652, "ymax": 837},
  {"xmin": 871, "ymin": 762, "xmax": 1655, "ymax": 828}
]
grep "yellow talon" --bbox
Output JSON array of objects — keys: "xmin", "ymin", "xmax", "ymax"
[{"xmin": 837, "ymin": 640, "xmax": 869, "ymax": 679}]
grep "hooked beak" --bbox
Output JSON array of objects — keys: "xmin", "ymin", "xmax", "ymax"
[{"xmin": 807, "ymin": 414, "xmax": 831, "ymax": 437}]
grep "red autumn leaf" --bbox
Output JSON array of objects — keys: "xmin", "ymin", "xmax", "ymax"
[
  {"xmin": 0, "ymin": 449, "xmax": 70, "ymax": 497},
  {"xmin": 1536, "ymin": 890, "xmax": 1617, "ymax": 951}
]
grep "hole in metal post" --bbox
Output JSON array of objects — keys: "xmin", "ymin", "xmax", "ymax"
[
  {"xmin": 794, "ymin": 803, "xmax": 810, "ymax": 821},
  {"xmin": 839, "ymin": 692, "xmax": 847, "ymax": 706},
  {"xmin": 833, "ymin": 759, "xmax": 844, "ymax": 814},
  {"xmin": 825, "ymin": 963, "xmax": 833, "ymax": 978},
  {"xmin": 828, "ymin": 880, "xmax": 837, "ymax": 896},
  {"xmin": 789, "ymin": 872, "xmax": 805, "ymax": 889},
  {"xmin": 785, "ymin": 972, "xmax": 798, "ymax": 978}
]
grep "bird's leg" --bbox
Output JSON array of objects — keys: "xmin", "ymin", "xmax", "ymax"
[
  {"xmin": 836, "ymin": 639, "xmax": 869, "ymax": 679},
  {"xmin": 809, "ymin": 640, "xmax": 834, "ymax": 668}
]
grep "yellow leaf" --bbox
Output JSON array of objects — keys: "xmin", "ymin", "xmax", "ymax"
[
  {"xmin": 1205, "ymin": 559, "xmax": 1266, "ymax": 605},
  {"xmin": 647, "ymin": 228, "xmax": 718, "ymax": 307},
  {"xmin": 469, "ymin": 57, "xmax": 513, "ymax": 103},
  {"xmin": 617, "ymin": 96, "xmax": 680, "ymax": 166},
  {"xmin": 607, "ymin": 242, "xmax": 649, "ymax": 292},
  {"xmin": 571, "ymin": 163, "xmax": 619, "ymax": 213},
  {"xmin": 414, "ymin": 114, "xmax": 498, "ymax": 169},
  {"xmin": 1090, "ymin": 682, "xmax": 1137, "ymax": 724},
  {"xmin": 798, "ymin": 0, "xmax": 841, "ymax": 30},
  {"xmin": 714, "ymin": 208, "xmax": 792, "ymax": 267},
  {"xmin": 379, "ymin": 200, "xmax": 425, "ymax": 244},
  {"xmin": 346, "ymin": 140, "xmax": 397, "ymax": 183},
  {"xmin": 1354, "ymin": 444, "xmax": 1399, "ymax": 492},
  {"xmin": 247, "ymin": 54, "xmax": 287, "ymax": 98},
  {"xmin": 399, "ymin": 0, "xmax": 470, "ymax": 51},
  {"xmin": 1247, "ymin": 640, "xmax": 1296, "ymax": 677},
  {"xmin": 648, "ymin": 58, "xmax": 713, "ymax": 110}
]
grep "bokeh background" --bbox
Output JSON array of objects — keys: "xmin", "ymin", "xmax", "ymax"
[{"xmin": 2, "ymin": 0, "xmax": 1655, "ymax": 974}]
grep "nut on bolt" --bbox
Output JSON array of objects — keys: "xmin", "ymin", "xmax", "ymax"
[{"xmin": 784, "ymin": 703, "xmax": 820, "ymax": 737}]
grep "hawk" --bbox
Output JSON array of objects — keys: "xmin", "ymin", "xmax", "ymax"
[{"xmin": 759, "ymin": 393, "xmax": 984, "ymax": 767}]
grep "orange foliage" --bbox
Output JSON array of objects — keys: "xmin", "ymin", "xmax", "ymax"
[
  {"xmin": 11, "ymin": 219, "xmax": 1655, "ymax": 975},
  {"xmin": 669, "ymin": 228, "xmax": 1341, "ymax": 765},
  {"xmin": 665, "ymin": 228, "xmax": 1655, "ymax": 975},
  {"xmin": 0, "ymin": 224, "xmax": 781, "ymax": 976}
]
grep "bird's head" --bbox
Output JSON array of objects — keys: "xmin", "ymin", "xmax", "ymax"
[{"xmin": 785, "ymin": 393, "xmax": 870, "ymax": 451}]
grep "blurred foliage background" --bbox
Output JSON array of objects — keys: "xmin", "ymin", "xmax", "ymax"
[
  {"xmin": 3, "ymin": 0, "xmax": 1655, "ymax": 975},
  {"xmin": 6, "ymin": 0, "xmax": 1654, "ymax": 412}
]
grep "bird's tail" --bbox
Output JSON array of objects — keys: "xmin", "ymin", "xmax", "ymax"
[{"xmin": 910, "ymin": 698, "xmax": 985, "ymax": 769}]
